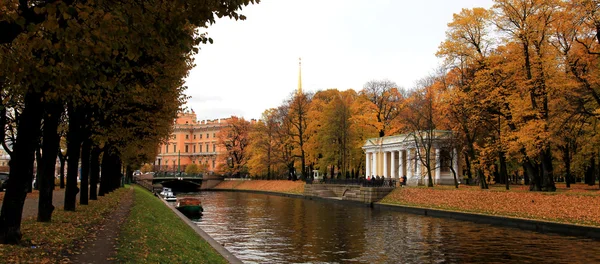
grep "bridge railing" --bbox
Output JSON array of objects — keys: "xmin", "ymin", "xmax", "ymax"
[
  {"xmin": 306, "ymin": 177, "xmax": 396, "ymax": 188},
  {"xmin": 153, "ymin": 171, "xmax": 203, "ymax": 179}
]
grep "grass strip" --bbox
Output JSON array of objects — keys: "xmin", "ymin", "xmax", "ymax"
[
  {"xmin": 0, "ymin": 187, "xmax": 127, "ymax": 263},
  {"xmin": 116, "ymin": 185, "xmax": 226, "ymax": 264}
]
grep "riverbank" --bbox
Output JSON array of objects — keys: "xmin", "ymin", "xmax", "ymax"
[
  {"xmin": 380, "ymin": 183, "xmax": 600, "ymax": 227},
  {"xmin": 212, "ymin": 180, "xmax": 600, "ymax": 227},
  {"xmin": 116, "ymin": 185, "xmax": 227, "ymax": 263}
]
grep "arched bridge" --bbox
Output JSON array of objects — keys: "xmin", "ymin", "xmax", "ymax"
[{"xmin": 152, "ymin": 172, "xmax": 203, "ymax": 193}]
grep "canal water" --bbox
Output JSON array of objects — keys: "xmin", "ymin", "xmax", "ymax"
[{"xmin": 194, "ymin": 191, "xmax": 600, "ymax": 263}]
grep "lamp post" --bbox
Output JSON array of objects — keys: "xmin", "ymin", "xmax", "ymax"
[{"xmin": 177, "ymin": 150, "xmax": 181, "ymax": 174}]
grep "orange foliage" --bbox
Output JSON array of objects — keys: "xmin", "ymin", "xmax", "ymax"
[
  {"xmin": 213, "ymin": 180, "xmax": 305, "ymax": 194},
  {"xmin": 381, "ymin": 184, "xmax": 600, "ymax": 226}
]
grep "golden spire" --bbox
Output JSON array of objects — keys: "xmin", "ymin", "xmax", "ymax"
[{"xmin": 297, "ymin": 57, "xmax": 303, "ymax": 95}]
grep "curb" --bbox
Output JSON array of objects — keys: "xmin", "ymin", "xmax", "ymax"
[{"xmin": 374, "ymin": 203, "xmax": 600, "ymax": 240}]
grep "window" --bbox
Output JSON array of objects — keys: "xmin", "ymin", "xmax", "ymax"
[
  {"xmin": 194, "ymin": 135, "xmax": 196, "ymax": 140},
  {"xmin": 199, "ymin": 144, "xmax": 202, "ymax": 152},
  {"xmin": 206, "ymin": 144, "xmax": 209, "ymax": 152},
  {"xmin": 212, "ymin": 160, "xmax": 215, "ymax": 169},
  {"xmin": 213, "ymin": 144, "xmax": 216, "ymax": 152},
  {"xmin": 166, "ymin": 145, "xmax": 169, "ymax": 153},
  {"xmin": 213, "ymin": 133, "xmax": 216, "ymax": 138},
  {"xmin": 173, "ymin": 135, "xmax": 176, "ymax": 140},
  {"xmin": 200, "ymin": 134, "xmax": 202, "ymax": 139},
  {"xmin": 193, "ymin": 160, "xmax": 196, "ymax": 164},
  {"xmin": 193, "ymin": 145, "xmax": 196, "ymax": 153},
  {"xmin": 186, "ymin": 135, "xmax": 189, "ymax": 140},
  {"xmin": 185, "ymin": 145, "xmax": 189, "ymax": 153},
  {"xmin": 206, "ymin": 133, "xmax": 209, "ymax": 139},
  {"xmin": 173, "ymin": 144, "xmax": 177, "ymax": 153}
]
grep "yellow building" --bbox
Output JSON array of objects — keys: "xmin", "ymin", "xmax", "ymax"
[{"xmin": 155, "ymin": 111, "xmax": 229, "ymax": 173}]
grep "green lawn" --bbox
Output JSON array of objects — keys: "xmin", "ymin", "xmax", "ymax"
[{"xmin": 116, "ymin": 185, "xmax": 226, "ymax": 264}]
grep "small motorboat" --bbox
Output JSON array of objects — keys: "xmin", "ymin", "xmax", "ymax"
[
  {"xmin": 176, "ymin": 197, "xmax": 203, "ymax": 217},
  {"xmin": 159, "ymin": 187, "xmax": 172, "ymax": 197},
  {"xmin": 163, "ymin": 191, "xmax": 177, "ymax": 202}
]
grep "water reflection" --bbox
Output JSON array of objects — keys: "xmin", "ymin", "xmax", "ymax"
[{"xmin": 194, "ymin": 191, "xmax": 599, "ymax": 263}]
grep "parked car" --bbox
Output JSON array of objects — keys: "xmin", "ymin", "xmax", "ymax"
[{"xmin": 0, "ymin": 172, "xmax": 8, "ymax": 191}]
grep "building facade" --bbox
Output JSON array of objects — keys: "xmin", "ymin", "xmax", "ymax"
[
  {"xmin": 362, "ymin": 131, "xmax": 461, "ymax": 186},
  {"xmin": 155, "ymin": 111, "xmax": 229, "ymax": 173}
]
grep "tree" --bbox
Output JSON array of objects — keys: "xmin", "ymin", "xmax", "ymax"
[
  {"xmin": 217, "ymin": 116, "xmax": 251, "ymax": 176},
  {"xmin": 247, "ymin": 109, "xmax": 285, "ymax": 179},
  {"xmin": 360, "ymin": 80, "xmax": 404, "ymax": 137},
  {"xmin": 401, "ymin": 76, "xmax": 442, "ymax": 187},
  {"xmin": 185, "ymin": 163, "xmax": 201, "ymax": 175},
  {"xmin": 285, "ymin": 92, "xmax": 312, "ymax": 179}
]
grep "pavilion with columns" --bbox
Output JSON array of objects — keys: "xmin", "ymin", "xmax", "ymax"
[{"xmin": 362, "ymin": 130, "xmax": 460, "ymax": 186}]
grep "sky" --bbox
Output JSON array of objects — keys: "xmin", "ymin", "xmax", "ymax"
[{"xmin": 184, "ymin": 0, "xmax": 495, "ymax": 121}]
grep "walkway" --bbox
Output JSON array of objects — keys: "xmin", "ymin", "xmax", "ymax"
[{"xmin": 69, "ymin": 187, "xmax": 133, "ymax": 263}]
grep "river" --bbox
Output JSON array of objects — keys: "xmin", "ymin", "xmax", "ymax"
[{"xmin": 193, "ymin": 191, "xmax": 599, "ymax": 263}]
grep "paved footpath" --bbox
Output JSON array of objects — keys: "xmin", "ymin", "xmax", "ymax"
[
  {"xmin": 19, "ymin": 187, "xmax": 134, "ymax": 263},
  {"xmin": 21, "ymin": 189, "xmax": 73, "ymax": 219},
  {"xmin": 69, "ymin": 187, "xmax": 133, "ymax": 264}
]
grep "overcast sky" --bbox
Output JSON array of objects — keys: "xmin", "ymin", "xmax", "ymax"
[{"xmin": 184, "ymin": 0, "xmax": 494, "ymax": 121}]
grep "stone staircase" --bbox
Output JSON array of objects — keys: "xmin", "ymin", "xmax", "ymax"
[
  {"xmin": 342, "ymin": 189, "xmax": 361, "ymax": 200},
  {"xmin": 313, "ymin": 189, "xmax": 337, "ymax": 198}
]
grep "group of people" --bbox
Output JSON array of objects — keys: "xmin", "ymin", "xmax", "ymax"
[{"xmin": 364, "ymin": 175, "xmax": 407, "ymax": 187}]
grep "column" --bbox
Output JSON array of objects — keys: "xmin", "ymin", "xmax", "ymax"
[
  {"xmin": 400, "ymin": 150, "xmax": 405, "ymax": 178},
  {"xmin": 365, "ymin": 152, "xmax": 370, "ymax": 177},
  {"xmin": 406, "ymin": 149, "xmax": 413, "ymax": 179},
  {"xmin": 435, "ymin": 148, "xmax": 441, "ymax": 185},
  {"xmin": 391, "ymin": 150, "xmax": 397, "ymax": 179},
  {"xmin": 372, "ymin": 151, "xmax": 378, "ymax": 177},
  {"xmin": 453, "ymin": 148, "xmax": 459, "ymax": 180},
  {"xmin": 383, "ymin": 151, "xmax": 388, "ymax": 178}
]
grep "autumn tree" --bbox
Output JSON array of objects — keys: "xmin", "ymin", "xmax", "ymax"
[
  {"xmin": 217, "ymin": 116, "xmax": 251, "ymax": 176},
  {"xmin": 360, "ymin": 80, "xmax": 404, "ymax": 137},
  {"xmin": 285, "ymin": 92, "xmax": 312, "ymax": 179},
  {"xmin": 247, "ymin": 109, "xmax": 285, "ymax": 179}
]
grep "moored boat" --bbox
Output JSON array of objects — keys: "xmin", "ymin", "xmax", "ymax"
[
  {"xmin": 176, "ymin": 197, "xmax": 203, "ymax": 217},
  {"xmin": 163, "ymin": 190, "xmax": 177, "ymax": 202}
]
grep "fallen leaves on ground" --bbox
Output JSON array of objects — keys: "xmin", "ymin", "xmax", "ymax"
[
  {"xmin": 0, "ymin": 188, "xmax": 128, "ymax": 263},
  {"xmin": 213, "ymin": 180, "xmax": 305, "ymax": 194},
  {"xmin": 380, "ymin": 183, "xmax": 600, "ymax": 226}
]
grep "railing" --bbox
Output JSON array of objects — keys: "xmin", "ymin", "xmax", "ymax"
[
  {"xmin": 153, "ymin": 171, "xmax": 203, "ymax": 179},
  {"xmin": 306, "ymin": 177, "xmax": 397, "ymax": 188}
]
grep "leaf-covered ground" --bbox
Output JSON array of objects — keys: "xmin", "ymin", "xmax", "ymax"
[
  {"xmin": 213, "ymin": 180, "xmax": 305, "ymax": 194},
  {"xmin": 380, "ymin": 183, "xmax": 600, "ymax": 226},
  {"xmin": 116, "ymin": 185, "xmax": 226, "ymax": 263},
  {"xmin": 0, "ymin": 187, "xmax": 127, "ymax": 263}
]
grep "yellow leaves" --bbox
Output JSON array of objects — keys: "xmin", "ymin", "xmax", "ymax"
[{"xmin": 381, "ymin": 184, "xmax": 600, "ymax": 226}]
